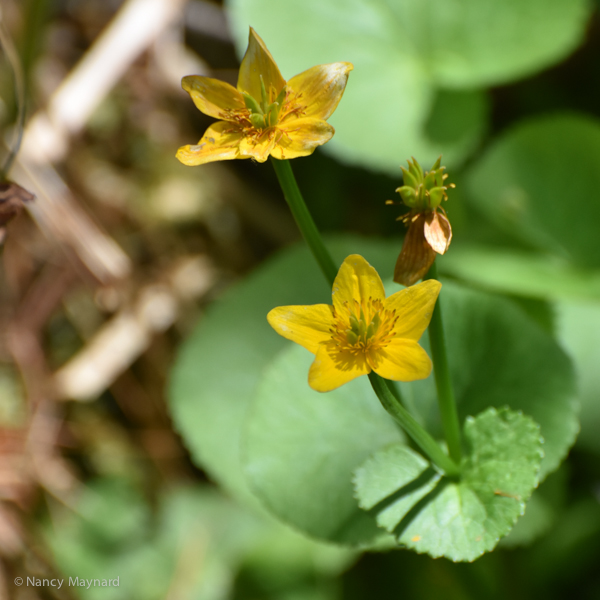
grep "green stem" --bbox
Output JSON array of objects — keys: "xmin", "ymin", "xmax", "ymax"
[
  {"xmin": 270, "ymin": 158, "xmax": 337, "ymax": 286},
  {"xmin": 425, "ymin": 261, "xmax": 463, "ymax": 464},
  {"xmin": 369, "ymin": 373, "xmax": 460, "ymax": 476},
  {"xmin": 270, "ymin": 158, "xmax": 459, "ymax": 476}
]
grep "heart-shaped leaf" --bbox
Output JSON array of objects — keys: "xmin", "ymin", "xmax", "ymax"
[
  {"xmin": 354, "ymin": 407, "xmax": 543, "ymax": 561},
  {"xmin": 244, "ymin": 345, "xmax": 403, "ymax": 546}
]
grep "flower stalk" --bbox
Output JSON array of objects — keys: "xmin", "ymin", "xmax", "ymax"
[
  {"xmin": 425, "ymin": 261, "xmax": 463, "ymax": 464},
  {"xmin": 270, "ymin": 157, "xmax": 338, "ymax": 285},
  {"xmin": 369, "ymin": 373, "xmax": 460, "ymax": 477}
]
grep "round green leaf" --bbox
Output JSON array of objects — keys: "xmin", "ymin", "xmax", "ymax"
[
  {"xmin": 465, "ymin": 114, "xmax": 600, "ymax": 269},
  {"xmin": 168, "ymin": 237, "xmax": 398, "ymax": 506},
  {"xmin": 354, "ymin": 407, "xmax": 543, "ymax": 561},
  {"xmin": 227, "ymin": 0, "xmax": 589, "ymax": 87},
  {"xmin": 243, "ymin": 345, "xmax": 402, "ymax": 546},
  {"xmin": 400, "ymin": 282, "xmax": 578, "ymax": 480},
  {"xmin": 225, "ymin": 0, "xmax": 589, "ymax": 173}
]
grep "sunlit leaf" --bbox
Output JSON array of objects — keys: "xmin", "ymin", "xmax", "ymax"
[
  {"xmin": 244, "ymin": 345, "xmax": 402, "ymax": 545},
  {"xmin": 170, "ymin": 238, "xmax": 577, "ymax": 549},
  {"xmin": 354, "ymin": 407, "xmax": 543, "ymax": 561}
]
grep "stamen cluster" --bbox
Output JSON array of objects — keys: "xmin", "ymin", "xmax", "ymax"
[{"xmin": 330, "ymin": 298, "xmax": 397, "ymax": 355}]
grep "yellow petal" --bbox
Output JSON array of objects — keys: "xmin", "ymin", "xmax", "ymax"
[
  {"xmin": 176, "ymin": 122, "xmax": 244, "ymax": 165},
  {"xmin": 182, "ymin": 76, "xmax": 245, "ymax": 120},
  {"xmin": 270, "ymin": 118, "xmax": 334, "ymax": 159},
  {"xmin": 238, "ymin": 132, "xmax": 278, "ymax": 162},
  {"xmin": 385, "ymin": 279, "xmax": 441, "ymax": 341},
  {"xmin": 287, "ymin": 62, "xmax": 353, "ymax": 120},
  {"xmin": 331, "ymin": 255, "xmax": 386, "ymax": 317},
  {"xmin": 370, "ymin": 339, "xmax": 432, "ymax": 382},
  {"xmin": 238, "ymin": 28, "xmax": 286, "ymax": 103},
  {"xmin": 267, "ymin": 304, "xmax": 334, "ymax": 354},
  {"xmin": 309, "ymin": 343, "xmax": 371, "ymax": 392}
]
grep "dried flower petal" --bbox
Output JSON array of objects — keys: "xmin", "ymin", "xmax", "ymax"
[
  {"xmin": 424, "ymin": 211, "xmax": 452, "ymax": 255},
  {"xmin": 393, "ymin": 215, "xmax": 437, "ymax": 287}
]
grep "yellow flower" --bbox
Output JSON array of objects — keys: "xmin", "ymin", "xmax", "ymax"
[
  {"xmin": 267, "ymin": 255, "xmax": 441, "ymax": 392},
  {"xmin": 176, "ymin": 28, "xmax": 353, "ymax": 165}
]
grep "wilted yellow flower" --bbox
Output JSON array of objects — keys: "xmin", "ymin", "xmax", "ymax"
[
  {"xmin": 268, "ymin": 255, "xmax": 440, "ymax": 392},
  {"xmin": 176, "ymin": 28, "xmax": 353, "ymax": 165},
  {"xmin": 390, "ymin": 157, "xmax": 454, "ymax": 287}
]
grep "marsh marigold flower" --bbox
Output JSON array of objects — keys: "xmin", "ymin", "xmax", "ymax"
[
  {"xmin": 391, "ymin": 157, "xmax": 454, "ymax": 287},
  {"xmin": 176, "ymin": 28, "xmax": 353, "ymax": 165},
  {"xmin": 268, "ymin": 255, "xmax": 441, "ymax": 392}
]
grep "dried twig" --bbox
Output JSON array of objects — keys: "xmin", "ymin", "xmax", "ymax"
[
  {"xmin": 10, "ymin": 0, "xmax": 188, "ymax": 284},
  {"xmin": 54, "ymin": 255, "xmax": 216, "ymax": 401}
]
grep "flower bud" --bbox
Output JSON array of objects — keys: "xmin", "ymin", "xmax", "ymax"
[
  {"xmin": 396, "ymin": 156, "xmax": 452, "ymax": 213},
  {"xmin": 391, "ymin": 156, "xmax": 454, "ymax": 286}
]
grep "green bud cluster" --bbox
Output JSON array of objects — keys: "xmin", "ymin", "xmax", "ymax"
[
  {"xmin": 395, "ymin": 156, "xmax": 450, "ymax": 211},
  {"xmin": 242, "ymin": 76, "xmax": 287, "ymax": 129},
  {"xmin": 346, "ymin": 308, "xmax": 381, "ymax": 346}
]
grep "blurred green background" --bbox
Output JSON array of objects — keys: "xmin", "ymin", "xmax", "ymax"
[{"xmin": 2, "ymin": 0, "xmax": 600, "ymax": 598}]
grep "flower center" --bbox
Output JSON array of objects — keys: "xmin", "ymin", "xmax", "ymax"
[
  {"xmin": 242, "ymin": 76, "xmax": 286, "ymax": 130},
  {"xmin": 331, "ymin": 298, "xmax": 397, "ymax": 354},
  {"xmin": 347, "ymin": 306, "xmax": 379, "ymax": 346}
]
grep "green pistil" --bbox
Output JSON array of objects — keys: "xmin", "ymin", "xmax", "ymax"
[
  {"xmin": 260, "ymin": 76, "xmax": 269, "ymax": 111},
  {"xmin": 266, "ymin": 102, "xmax": 279, "ymax": 127},
  {"xmin": 346, "ymin": 330, "xmax": 359, "ymax": 345},
  {"xmin": 242, "ymin": 92, "xmax": 263, "ymax": 115},
  {"xmin": 242, "ymin": 80, "xmax": 287, "ymax": 130},
  {"xmin": 250, "ymin": 112, "xmax": 267, "ymax": 129},
  {"xmin": 346, "ymin": 310, "xmax": 381, "ymax": 346},
  {"xmin": 367, "ymin": 312, "xmax": 381, "ymax": 338},
  {"xmin": 395, "ymin": 156, "xmax": 450, "ymax": 211}
]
